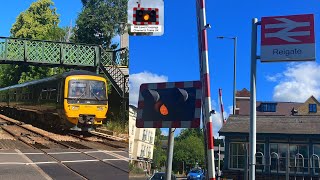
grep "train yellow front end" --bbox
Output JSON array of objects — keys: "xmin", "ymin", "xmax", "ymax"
[{"xmin": 64, "ymin": 75, "xmax": 108, "ymax": 131}]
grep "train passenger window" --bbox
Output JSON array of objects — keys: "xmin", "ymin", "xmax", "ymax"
[
  {"xmin": 49, "ymin": 88, "xmax": 57, "ymax": 100},
  {"xmin": 41, "ymin": 89, "xmax": 48, "ymax": 100}
]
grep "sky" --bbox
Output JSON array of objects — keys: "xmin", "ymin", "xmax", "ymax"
[{"xmin": 129, "ymin": 0, "xmax": 320, "ymax": 136}]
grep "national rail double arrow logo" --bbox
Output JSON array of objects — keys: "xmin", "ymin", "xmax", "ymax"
[
  {"xmin": 265, "ymin": 18, "xmax": 311, "ymax": 42},
  {"xmin": 261, "ymin": 14, "xmax": 315, "ymax": 62}
]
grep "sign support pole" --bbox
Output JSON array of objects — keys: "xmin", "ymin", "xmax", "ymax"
[
  {"xmin": 196, "ymin": 0, "xmax": 216, "ymax": 179},
  {"xmin": 165, "ymin": 128, "xmax": 174, "ymax": 180},
  {"xmin": 249, "ymin": 18, "xmax": 259, "ymax": 180}
]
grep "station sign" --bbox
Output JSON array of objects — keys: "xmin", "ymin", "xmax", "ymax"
[{"xmin": 261, "ymin": 14, "xmax": 315, "ymax": 62}]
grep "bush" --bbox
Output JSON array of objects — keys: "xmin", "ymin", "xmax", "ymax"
[
  {"xmin": 105, "ymin": 109, "xmax": 128, "ymax": 134},
  {"xmin": 130, "ymin": 165, "xmax": 145, "ymax": 174}
]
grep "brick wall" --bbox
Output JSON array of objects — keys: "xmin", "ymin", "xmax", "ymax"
[{"xmin": 297, "ymin": 96, "xmax": 320, "ymax": 115}]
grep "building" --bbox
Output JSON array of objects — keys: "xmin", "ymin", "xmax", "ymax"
[
  {"xmin": 120, "ymin": 28, "xmax": 129, "ymax": 49},
  {"xmin": 129, "ymin": 105, "xmax": 156, "ymax": 174},
  {"xmin": 219, "ymin": 88, "xmax": 320, "ymax": 179}
]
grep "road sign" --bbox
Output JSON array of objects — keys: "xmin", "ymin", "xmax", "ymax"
[
  {"xmin": 127, "ymin": 0, "xmax": 164, "ymax": 36},
  {"xmin": 261, "ymin": 14, "xmax": 315, "ymax": 62},
  {"xmin": 136, "ymin": 81, "xmax": 202, "ymax": 128}
]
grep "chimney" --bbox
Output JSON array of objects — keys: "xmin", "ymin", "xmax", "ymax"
[{"xmin": 235, "ymin": 88, "xmax": 250, "ymax": 115}]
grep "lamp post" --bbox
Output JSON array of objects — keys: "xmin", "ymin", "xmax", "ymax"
[{"xmin": 217, "ymin": 36, "xmax": 237, "ymax": 115}]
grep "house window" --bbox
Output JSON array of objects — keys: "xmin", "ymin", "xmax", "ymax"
[
  {"xmin": 230, "ymin": 143, "xmax": 245, "ymax": 169},
  {"xmin": 261, "ymin": 103, "xmax": 276, "ymax": 112},
  {"xmin": 129, "ymin": 142, "xmax": 132, "ymax": 152},
  {"xmin": 256, "ymin": 144, "xmax": 265, "ymax": 171},
  {"xmin": 142, "ymin": 130, "xmax": 147, "ymax": 141},
  {"xmin": 313, "ymin": 145, "xmax": 320, "ymax": 174},
  {"xmin": 131, "ymin": 125, "xmax": 134, "ymax": 135},
  {"xmin": 309, "ymin": 104, "xmax": 317, "ymax": 113},
  {"xmin": 270, "ymin": 143, "xmax": 288, "ymax": 172},
  {"xmin": 289, "ymin": 144, "xmax": 308, "ymax": 173},
  {"xmin": 140, "ymin": 145, "xmax": 145, "ymax": 157},
  {"xmin": 150, "ymin": 132, "xmax": 153, "ymax": 143},
  {"xmin": 230, "ymin": 143, "xmax": 265, "ymax": 170}
]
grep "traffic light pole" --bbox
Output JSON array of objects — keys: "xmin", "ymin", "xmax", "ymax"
[
  {"xmin": 165, "ymin": 128, "xmax": 175, "ymax": 180},
  {"xmin": 196, "ymin": 0, "xmax": 216, "ymax": 180}
]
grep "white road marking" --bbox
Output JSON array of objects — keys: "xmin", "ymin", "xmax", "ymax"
[{"xmin": 61, "ymin": 159, "xmax": 99, "ymax": 163}]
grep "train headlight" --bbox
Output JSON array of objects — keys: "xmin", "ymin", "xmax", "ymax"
[
  {"xmin": 70, "ymin": 105, "xmax": 80, "ymax": 110},
  {"xmin": 97, "ymin": 106, "xmax": 104, "ymax": 111}
]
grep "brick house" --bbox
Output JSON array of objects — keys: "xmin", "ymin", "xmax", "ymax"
[{"xmin": 219, "ymin": 88, "xmax": 320, "ymax": 179}]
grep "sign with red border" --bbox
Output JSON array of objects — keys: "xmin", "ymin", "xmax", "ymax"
[{"xmin": 261, "ymin": 14, "xmax": 315, "ymax": 62}]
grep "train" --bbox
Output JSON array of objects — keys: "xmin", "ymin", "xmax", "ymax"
[{"xmin": 0, "ymin": 70, "xmax": 108, "ymax": 131}]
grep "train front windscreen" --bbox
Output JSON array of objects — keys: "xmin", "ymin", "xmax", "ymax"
[{"xmin": 67, "ymin": 80, "xmax": 107, "ymax": 104}]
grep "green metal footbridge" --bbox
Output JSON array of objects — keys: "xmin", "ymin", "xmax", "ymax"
[{"xmin": 0, "ymin": 36, "xmax": 129, "ymax": 100}]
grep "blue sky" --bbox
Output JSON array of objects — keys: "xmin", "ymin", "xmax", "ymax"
[{"xmin": 129, "ymin": 0, "xmax": 320, "ymax": 136}]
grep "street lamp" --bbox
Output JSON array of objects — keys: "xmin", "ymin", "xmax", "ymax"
[{"xmin": 217, "ymin": 36, "xmax": 237, "ymax": 115}]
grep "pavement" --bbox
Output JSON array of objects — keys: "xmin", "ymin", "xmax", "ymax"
[{"xmin": 0, "ymin": 148, "xmax": 129, "ymax": 180}]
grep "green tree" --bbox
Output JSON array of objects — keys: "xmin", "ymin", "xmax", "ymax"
[
  {"xmin": 10, "ymin": 0, "xmax": 60, "ymax": 39},
  {"xmin": 0, "ymin": 0, "xmax": 65, "ymax": 87},
  {"xmin": 152, "ymin": 128, "xmax": 167, "ymax": 170},
  {"xmin": 176, "ymin": 128, "xmax": 203, "ymax": 141},
  {"xmin": 74, "ymin": 0, "xmax": 128, "ymax": 48},
  {"xmin": 173, "ymin": 128, "xmax": 205, "ymax": 173}
]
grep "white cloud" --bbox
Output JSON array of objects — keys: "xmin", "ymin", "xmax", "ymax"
[
  {"xmin": 129, "ymin": 71, "xmax": 168, "ymax": 106},
  {"xmin": 210, "ymin": 99, "xmax": 230, "ymax": 138},
  {"xmin": 272, "ymin": 62, "xmax": 320, "ymax": 102},
  {"xmin": 266, "ymin": 73, "xmax": 282, "ymax": 82},
  {"xmin": 161, "ymin": 129, "xmax": 168, "ymax": 136},
  {"xmin": 228, "ymin": 105, "xmax": 233, "ymax": 115}
]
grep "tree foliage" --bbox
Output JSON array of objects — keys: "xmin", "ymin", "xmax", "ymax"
[
  {"xmin": 152, "ymin": 128, "xmax": 167, "ymax": 169},
  {"xmin": 74, "ymin": 0, "xmax": 128, "ymax": 48},
  {"xmin": 173, "ymin": 128, "xmax": 205, "ymax": 172},
  {"xmin": 0, "ymin": 0, "xmax": 66, "ymax": 87},
  {"xmin": 10, "ymin": 0, "xmax": 60, "ymax": 39}
]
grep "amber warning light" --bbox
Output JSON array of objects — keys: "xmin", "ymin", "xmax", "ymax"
[{"xmin": 160, "ymin": 104, "xmax": 168, "ymax": 116}]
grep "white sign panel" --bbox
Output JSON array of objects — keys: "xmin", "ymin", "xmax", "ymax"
[{"xmin": 261, "ymin": 14, "xmax": 315, "ymax": 62}]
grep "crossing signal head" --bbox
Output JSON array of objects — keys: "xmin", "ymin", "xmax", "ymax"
[
  {"xmin": 140, "ymin": 87, "xmax": 195, "ymax": 121},
  {"xmin": 134, "ymin": 8, "xmax": 158, "ymax": 24},
  {"xmin": 136, "ymin": 81, "xmax": 202, "ymax": 128}
]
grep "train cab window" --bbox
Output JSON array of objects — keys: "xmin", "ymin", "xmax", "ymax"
[
  {"xmin": 89, "ymin": 81, "xmax": 107, "ymax": 100},
  {"xmin": 69, "ymin": 81, "xmax": 87, "ymax": 98},
  {"xmin": 68, "ymin": 80, "xmax": 107, "ymax": 104}
]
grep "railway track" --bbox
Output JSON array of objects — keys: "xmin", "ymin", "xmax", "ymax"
[
  {"xmin": 68, "ymin": 131, "xmax": 128, "ymax": 151},
  {"xmin": 0, "ymin": 114, "xmax": 129, "ymax": 177}
]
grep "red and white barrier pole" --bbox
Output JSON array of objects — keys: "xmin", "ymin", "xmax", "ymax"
[
  {"xmin": 218, "ymin": 88, "xmax": 226, "ymax": 125},
  {"xmin": 196, "ymin": 0, "xmax": 216, "ymax": 179}
]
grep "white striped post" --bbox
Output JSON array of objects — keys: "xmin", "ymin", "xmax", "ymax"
[
  {"xmin": 218, "ymin": 88, "xmax": 226, "ymax": 125},
  {"xmin": 196, "ymin": 0, "xmax": 216, "ymax": 179}
]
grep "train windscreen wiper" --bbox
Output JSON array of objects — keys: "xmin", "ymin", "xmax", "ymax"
[
  {"xmin": 75, "ymin": 91, "xmax": 86, "ymax": 101},
  {"xmin": 90, "ymin": 90, "xmax": 101, "ymax": 101}
]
